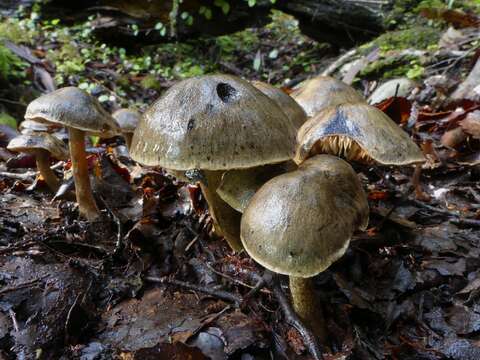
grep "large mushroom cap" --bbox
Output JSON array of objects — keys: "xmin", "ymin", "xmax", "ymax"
[
  {"xmin": 251, "ymin": 81, "xmax": 307, "ymax": 128},
  {"xmin": 25, "ymin": 87, "xmax": 119, "ymax": 137},
  {"xmin": 241, "ymin": 155, "xmax": 369, "ymax": 278},
  {"xmin": 295, "ymin": 103, "xmax": 426, "ymax": 166},
  {"xmin": 291, "ymin": 76, "xmax": 365, "ymax": 117},
  {"xmin": 217, "ymin": 161, "xmax": 296, "ymax": 213},
  {"xmin": 130, "ymin": 74, "xmax": 297, "ymax": 170},
  {"xmin": 112, "ymin": 108, "xmax": 141, "ymax": 133},
  {"xmin": 7, "ymin": 132, "xmax": 69, "ymax": 160}
]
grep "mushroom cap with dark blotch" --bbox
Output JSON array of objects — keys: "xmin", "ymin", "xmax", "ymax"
[
  {"xmin": 291, "ymin": 76, "xmax": 365, "ymax": 117},
  {"xmin": 251, "ymin": 81, "xmax": 307, "ymax": 129},
  {"xmin": 7, "ymin": 132, "xmax": 69, "ymax": 160},
  {"xmin": 295, "ymin": 103, "xmax": 426, "ymax": 166},
  {"xmin": 217, "ymin": 161, "xmax": 296, "ymax": 213},
  {"xmin": 241, "ymin": 154, "xmax": 369, "ymax": 278},
  {"xmin": 25, "ymin": 87, "xmax": 120, "ymax": 137},
  {"xmin": 130, "ymin": 74, "xmax": 297, "ymax": 170},
  {"xmin": 112, "ymin": 108, "xmax": 141, "ymax": 133}
]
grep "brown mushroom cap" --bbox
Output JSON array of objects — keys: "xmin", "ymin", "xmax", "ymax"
[
  {"xmin": 291, "ymin": 76, "xmax": 365, "ymax": 117},
  {"xmin": 7, "ymin": 132, "xmax": 69, "ymax": 160},
  {"xmin": 251, "ymin": 81, "xmax": 307, "ymax": 128},
  {"xmin": 112, "ymin": 108, "xmax": 141, "ymax": 134},
  {"xmin": 295, "ymin": 103, "xmax": 426, "ymax": 166},
  {"xmin": 241, "ymin": 154, "xmax": 369, "ymax": 278},
  {"xmin": 25, "ymin": 87, "xmax": 119, "ymax": 137},
  {"xmin": 130, "ymin": 74, "xmax": 297, "ymax": 170},
  {"xmin": 217, "ymin": 161, "xmax": 296, "ymax": 213}
]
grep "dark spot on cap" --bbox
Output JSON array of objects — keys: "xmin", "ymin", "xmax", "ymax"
[
  {"xmin": 187, "ymin": 118, "xmax": 195, "ymax": 131},
  {"xmin": 217, "ymin": 83, "xmax": 238, "ymax": 103},
  {"xmin": 206, "ymin": 103, "xmax": 214, "ymax": 112},
  {"xmin": 207, "ymin": 156, "xmax": 211, "ymax": 161},
  {"xmin": 323, "ymin": 108, "xmax": 361, "ymax": 137}
]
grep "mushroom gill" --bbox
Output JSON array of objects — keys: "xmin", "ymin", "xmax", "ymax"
[{"xmin": 310, "ymin": 135, "xmax": 373, "ymax": 164}]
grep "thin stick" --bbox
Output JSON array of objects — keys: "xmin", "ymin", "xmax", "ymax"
[{"xmin": 145, "ymin": 276, "xmax": 242, "ymax": 305}]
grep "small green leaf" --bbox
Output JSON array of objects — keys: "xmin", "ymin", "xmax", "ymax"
[
  {"xmin": 98, "ymin": 95, "xmax": 109, "ymax": 103},
  {"xmin": 268, "ymin": 49, "xmax": 279, "ymax": 59},
  {"xmin": 205, "ymin": 8, "xmax": 212, "ymax": 20},
  {"xmin": 248, "ymin": 0, "xmax": 256, "ymax": 7},
  {"xmin": 181, "ymin": 11, "xmax": 189, "ymax": 20}
]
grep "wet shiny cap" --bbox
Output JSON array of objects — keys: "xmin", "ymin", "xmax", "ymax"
[
  {"xmin": 7, "ymin": 132, "xmax": 69, "ymax": 160},
  {"xmin": 251, "ymin": 81, "xmax": 307, "ymax": 129},
  {"xmin": 241, "ymin": 154, "xmax": 369, "ymax": 278},
  {"xmin": 25, "ymin": 87, "xmax": 119, "ymax": 137},
  {"xmin": 112, "ymin": 108, "xmax": 141, "ymax": 133},
  {"xmin": 295, "ymin": 103, "xmax": 426, "ymax": 166},
  {"xmin": 291, "ymin": 76, "xmax": 365, "ymax": 117},
  {"xmin": 130, "ymin": 74, "xmax": 297, "ymax": 170}
]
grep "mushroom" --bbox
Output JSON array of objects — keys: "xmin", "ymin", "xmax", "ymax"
[
  {"xmin": 251, "ymin": 81, "xmax": 307, "ymax": 128},
  {"xmin": 112, "ymin": 108, "xmax": 141, "ymax": 149},
  {"xmin": 217, "ymin": 161, "xmax": 296, "ymax": 213},
  {"xmin": 291, "ymin": 76, "xmax": 365, "ymax": 117},
  {"xmin": 24, "ymin": 87, "xmax": 120, "ymax": 221},
  {"xmin": 295, "ymin": 102, "xmax": 425, "ymax": 166},
  {"xmin": 241, "ymin": 154, "xmax": 369, "ymax": 340},
  {"xmin": 7, "ymin": 132, "xmax": 68, "ymax": 192},
  {"xmin": 130, "ymin": 74, "xmax": 297, "ymax": 251}
]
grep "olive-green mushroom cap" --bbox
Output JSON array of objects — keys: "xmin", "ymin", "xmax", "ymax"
[
  {"xmin": 130, "ymin": 74, "xmax": 297, "ymax": 170},
  {"xmin": 217, "ymin": 161, "xmax": 296, "ymax": 213},
  {"xmin": 251, "ymin": 81, "xmax": 307, "ymax": 129},
  {"xmin": 295, "ymin": 103, "xmax": 426, "ymax": 166},
  {"xmin": 112, "ymin": 108, "xmax": 141, "ymax": 133},
  {"xmin": 291, "ymin": 76, "xmax": 365, "ymax": 117},
  {"xmin": 7, "ymin": 132, "xmax": 69, "ymax": 160},
  {"xmin": 25, "ymin": 87, "xmax": 119, "ymax": 137},
  {"xmin": 241, "ymin": 155, "xmax": 369, "ymax": 278}
]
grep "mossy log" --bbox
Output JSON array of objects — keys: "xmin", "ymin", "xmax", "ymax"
[{"xmin": 37, "ymin": 0, "xmax": 423, "ymax": 47}]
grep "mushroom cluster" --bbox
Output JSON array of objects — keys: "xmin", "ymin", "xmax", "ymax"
[{"xmin": 20, "ymin": 73, "xmax": 425, "ymax": 346}]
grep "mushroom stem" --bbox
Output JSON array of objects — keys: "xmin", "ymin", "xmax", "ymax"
[
  {"xmin": 123, "ymin": 133, "xmax": 133, "ymax": 150},
  {"xmin": 68, "ymin": 127, "xmax": 100, "ymax": 221},
  {"xmin": 35, "ymin": 149, "xmax": 60, "ymax": 192},
  {"xmin": 289, "ymin": 276, "xmax": 327, "ymax": 342},
  {"xmin": 199, "ymin": 170, "xmax": 243, "ymax": 252}
]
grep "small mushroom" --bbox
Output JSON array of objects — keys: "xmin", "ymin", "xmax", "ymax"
[
  {"xmin": 251, "ymin": 81, "xmax": 307, "ymax": 128},
  {"xmin": 217, "ymin": 161, "xmax": 296, "ymax": 213},
  {"xmin": 7, "ymin": 132, "xmax": 68, "ymax": 192},
  {"xmin": 241, "ymin": 155, "xmax": 369, "ymax": 340},
  {"xmin": 25, "ymin": 87, "xmax": 119, "ymax": 221},
  {"xmin": 295, "ymin": 102, "xmax": 425, "ymax": 166},
  {"xmin": 130, "ymin": 74, "xmax": 297, "ymax": 251},
  {"xmin": 112, "ymin": 108, "xmax": 141, "ymax": 149},
  {"xmin": 291, "ymin": 76, "xmax": 365, "ymax": 117}
]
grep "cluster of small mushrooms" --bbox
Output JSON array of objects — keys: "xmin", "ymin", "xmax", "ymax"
[{"xmin": 7, "ymin": 74, "xmax": 425, "ymax": 343}]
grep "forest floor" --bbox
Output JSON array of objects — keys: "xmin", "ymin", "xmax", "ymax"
[{"xmin": 1, "ymin": 3, "xmax": 480, "ymax": 360}]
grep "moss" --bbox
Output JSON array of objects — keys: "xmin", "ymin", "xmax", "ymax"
[
  {"xmin": 140, "ymin": 74, "xmax": 162, "ymax": 90},
  {"xmin": 359, "ymin": 54, "xmax": 421, "ymax": 80},
  {"xmin": 0, "ymin": 45, "xmax": 27, "ymax": 80},
  {"xmin": 0, "ymin": 112, "xmax": 17, "ymax": 129},
  {"xmin": 370, "ymin": 27, "xmax": 440, "ymax": 52}
]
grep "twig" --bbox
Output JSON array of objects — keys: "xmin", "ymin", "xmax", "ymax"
[
  {"xmin": 0, "ymin": 278, "xmax": 43, "ymax": 295},
  {"xmin": 8, "ymin": 309, "xmax": 19, "ymax": 332},
  {"xmin": 272, "ymin": 280, "xmax": 324, "ymax": 360},
  {"xmin": 0, "ymin": 171, "xmax": 36, "ymax": 181},
  {"xmin": 321, "ymin": 48, "xmax": 357, "ymax": 76},
  {"xmin": 145, "ymin": 276, "xmax": 242, "ymax": 305},
  {"xmin": 412, "ymin": 199, "xmax": 480, "ymax": 227}
]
